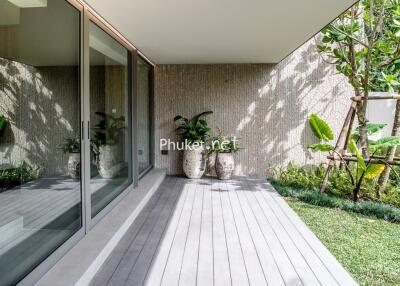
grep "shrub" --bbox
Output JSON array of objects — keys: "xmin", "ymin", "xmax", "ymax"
[
  {"xmin": 270, "ymin": 163, "xmax": 400, "ymax": 207},
  {"xmin": 270, "ymin": 180, "xmax": 400, "ymax": 223},
  {"xmin": 0, "ymin": 162, "xmax": 40, "ymax": 192}
]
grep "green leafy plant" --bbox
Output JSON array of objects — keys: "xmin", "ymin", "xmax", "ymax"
[
  {"xmin": 308, "ymin": 113, "xmax": 335, "ymax": 152},
  {"xmin": 308, "ymin": 113, "xmax": 400, "ymax": 201},
  {"xmin": 0, "ymin": 161, "xmax": 40, "ymax": 192},
  {"xmin": 174, "ymin": 111, "xmax": 213, "ymax": 145},
  {"xmin": 270, "ymin": 179, "xmax": 400, "ymax": 223},
  {"xmin": 92, "ymin": 112, "xmax": 125, "ymax": 147},
  {"xmin": 317, "ymin": 0, "xmax": 400, "ymax": 160},
  {"xmin": 0, "ymin": 114, "xmax": 8, "ymax": 136},
  {"xmin": 208, "ymin": 134, "xmax": 240, "ymax": 154},
  {"xmin": 59, "ymin": 138, "xmax": 80, "ymax": 154}
]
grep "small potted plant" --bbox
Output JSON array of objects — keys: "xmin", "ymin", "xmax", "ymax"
[
  {"xmin": 92, "ymin": 112, "xmax": 125, "ymax": 179},
  {"xmin": 212, "ymin": 134, "xmax": 240, "ymax": 180},
  {"xmin": 60, "ymin": 138, "xmax": 81, "ymax": 179},
  {"xmin": 174, "ymin": 111, "xmax": 213, "ymax": 179}
]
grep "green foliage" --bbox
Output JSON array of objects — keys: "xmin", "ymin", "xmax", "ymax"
[
  {"xmin": 309, "ymin": 113, "xmax": 334, "ymax": 142},
  {"xmin": 0, "ymin": 114, "xmax": 7, "ymax": 135},
  {"xmin": 271, "ymin": 179, "xmax": 400, "ymax": 223},
  {"xmin": 352, "ymin": 123, "xmax": 387, "ymax": 140},
  {"xmin": 174, "ymin": 111, "xmax": 213, "ymax": 144},
  {"xmin": 207, "ymin": 134, "xmax": 240, "ymax": 154},
  {"xmin": 288, "ymin": 199, "xmax": 400, "ymax": 286},
  {"xmin": 318, "ymin": 0, "xmax": 400, "ymax": 93},
  {"xmin": 270, "ymin": 163, "xmax": 400, "ymax": 207},
  {"xmin": 307, "ymin": 114, "xmax": 400, "ymax": 197},
  {"xmin": 369, "ymin": 136, "xmax": 400, "ymax": 152},
  {"xmin": 59, "ymin": 138, "xmax": 80, "ymax": 154},
  {"xmin": 92, "ymin": 112, "xmax": 125, "ymax": 147},
  {"xmin": 308, "ymin": 143, "xmax": 334, "ymax": 151},
  {"xmin": 0, "ymin": 162, "xmax": 40, "ymax": 192}
]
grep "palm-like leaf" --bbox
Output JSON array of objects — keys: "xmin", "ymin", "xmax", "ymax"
[
  {"xmin": 352, "ymin": 123, "xmax": 387, "ymax": 140},
  {"xmin": 348, "ymin": 139, "xmax": 366, "ymax": 173},
  {"xmin": 308, "ymin": 143, "xmax": 334, "ymax": 151},
  {"xmin": 364, "ymin": 164, "xmax": 385, "ymax": 180},
  {"xmin": 369, "ymin": 136, "xmax": 400, "ymax": 152},
  {"xmin": 173, "ymin": 111, "xmax": 213, "ymax": 144},
  {"xmin": 309, "ymin": 113, "xmax": 334, "ymax": 142}
]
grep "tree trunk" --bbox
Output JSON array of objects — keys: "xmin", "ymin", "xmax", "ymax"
[
  {"xmin": 356, "ymin": 93, "xmax": 370, "ymax": 160},
  {"xmin": 376, "ymin": 99, "xmax": 400, "ymax": 197}
]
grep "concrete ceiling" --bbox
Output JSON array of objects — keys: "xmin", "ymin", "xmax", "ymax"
[{"xmin": 84, "ymin": 0, "xmax": 357, "ymax": 64}]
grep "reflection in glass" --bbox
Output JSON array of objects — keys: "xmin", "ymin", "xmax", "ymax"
[
  {"xmin": 137, "ymin": 58, "xmax": 151, "ymax": 174},
  {"xmin": 0, "ymin": 0, "xmax": 81, "ymax": 284},
  {"xmin": 89, "ymin": 22, "xmax": 131, "ymax": 218}
]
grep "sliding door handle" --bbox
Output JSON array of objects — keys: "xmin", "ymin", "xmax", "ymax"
[{"xmin": 87, "ymin": 121, "xmax": 90, "ymax": 140}]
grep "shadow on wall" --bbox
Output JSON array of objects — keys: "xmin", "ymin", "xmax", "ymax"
[
  {"xmin": 0, "ymin": 57, "xmax": 80, "ymax": 175},
  {"xmin": 154, "ymin": 40, "xmax": 351, "ymax": 176}
]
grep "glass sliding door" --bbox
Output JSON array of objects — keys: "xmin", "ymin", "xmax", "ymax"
[
  {"xmin": 137, "ymin": 57, "xmax": 152, "ymax": 174},
  {"xmin": 0, "ymin": 0, "xmax": 82, "ymax": 284},
  {"xmin": 89, "ymin": 22, "xmax": 131, "ymax": 218}
]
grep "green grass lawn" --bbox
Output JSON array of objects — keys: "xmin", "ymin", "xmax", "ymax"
[{"xmin": 286, "ymin": 198, "xmax": 400, "ymax": 286}]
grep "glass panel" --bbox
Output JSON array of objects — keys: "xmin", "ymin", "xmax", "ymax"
[
  {"xmin": 89, "ymin": 22, "xmax": 131, "ymax": 218},
  {"xmin": 137, "ymin": 58, "xmax": 151, "ymax": 174},
  {"xmin": 0, "ymin": 0, "xmax": 81, "ymax": 284}
]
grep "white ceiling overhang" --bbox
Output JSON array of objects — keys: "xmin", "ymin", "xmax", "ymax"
[{"xmin": 84, "ymin": 0, "xmax": 357, "ymax": 64}]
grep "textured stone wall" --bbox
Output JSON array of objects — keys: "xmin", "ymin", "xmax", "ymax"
[
  {"xmin": 0, "ymin": 58, "xmax": 80, "ymax": 175},
  {"xmin": 154, "ymin": 39, "xmax": 352, "ymax": 176},
  {"xmin": 0, "ymin": 58, "xmax": 128, "ymax": 176}
]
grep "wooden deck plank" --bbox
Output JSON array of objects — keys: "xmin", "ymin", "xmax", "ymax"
[
  {"xmin": 239, "ymin": 180, "xmax": 303, "ymax": 286},
  {"xmin": 92, "ymin": 176, "xmax": 357, "ymax": 286},
  {"xmin": 143, "ymin": 179, "xmax": 190, "ymax": 286},
  {"xmin": 233, "ymin": 180, "xmax": 285, "ymax": 286},
  {"xmin": 242, "ymin": 179, "xmax": 321, "ymax": 286},
  {"xmin": 248, "ymin": 179, "xmax": 338, "ymax": 286},
  {"xmin": 106, "ymin": 177, "xmax": 177, "ymax": 286},
  {"xmin": 252, "ymin": 179, "xmax": 357, "ymax": 286},
  {"xmin": 226, "ymin": 181, "xmax": 267, "ymax": 286},
  {"xmin": 125, "ymin": 178, "xmax": 183, "ymax": 286},
  {"xmin": 89, "ymin": 178, "xmax": 169, "ymax": 286},
  {"xmin": 211, "ymin": 179, "xmax": 232, "ymax": 286},
  {"xmin": 220, "ymin": 181, "xmax": 250, "ymax": 286},
  {"xmin": 196, "ymin": 180, "xmax": 214, "ymax": 286},
  {"xmin": 178, "ymin": 179, "xmax": 204, "ymax": 286},
  {"xmin": 159, "ymin": 180, "xmax": 197, "ymax": 286}
]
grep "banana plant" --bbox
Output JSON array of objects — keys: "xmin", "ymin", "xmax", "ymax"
[{"xmin": 308, "ymin": 113, "xmax": 400, "ymax": 202}]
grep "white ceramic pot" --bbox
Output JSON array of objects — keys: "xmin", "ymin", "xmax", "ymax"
[
  {"xmin": 68, "ymin": 153, "xmax": 80, "ymax": 179},
  {"xmin": 183, "ymin": 144, "xmax": 206, "ymax": 179},
  {"xmin": 98, "ymin": 145, "xmax": 121, "ymax": 179},
  {"xmin": 216, "ymin": 152, "xmax": 235, "ymax": 180}
]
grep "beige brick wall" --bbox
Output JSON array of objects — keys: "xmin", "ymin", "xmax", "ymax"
[{"xmin": 154, "ymin": 39, "xmax": 352, "ymax": 176}]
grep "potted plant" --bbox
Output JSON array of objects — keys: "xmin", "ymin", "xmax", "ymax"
[
  {"xmin": 174, "ymin": 111, "xmax": 213, "ymax": 179},
  {"xmin": 92, "ymin": 112, "xmax": 125, "ymax": 179},
  {"xmin": 60, "ymin": 138, "xmax": 81, "ymax": 179},
  {"xmin": 212, "ymin": 134, "xmax": 240, "ymax": 180}
]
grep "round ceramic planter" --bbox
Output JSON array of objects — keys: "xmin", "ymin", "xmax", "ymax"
[
  {"xmin": 183, "ymin": 144, "xmax": 206, "ymax": 179},
  {"xmin": 98, "ymin": 145, "xmax": 121, "ymax": 179},
  {"xmin": 216, "ymin": 152, "xmax": 234, "ymax": 180},
  {"xmin": 67, "ymin": 153, "xmax": 80, "ymax": 180}
]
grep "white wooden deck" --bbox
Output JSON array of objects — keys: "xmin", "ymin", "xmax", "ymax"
[{"xmin": 90, "ymin": 176, "xmax": 358, "ymax": 286}]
